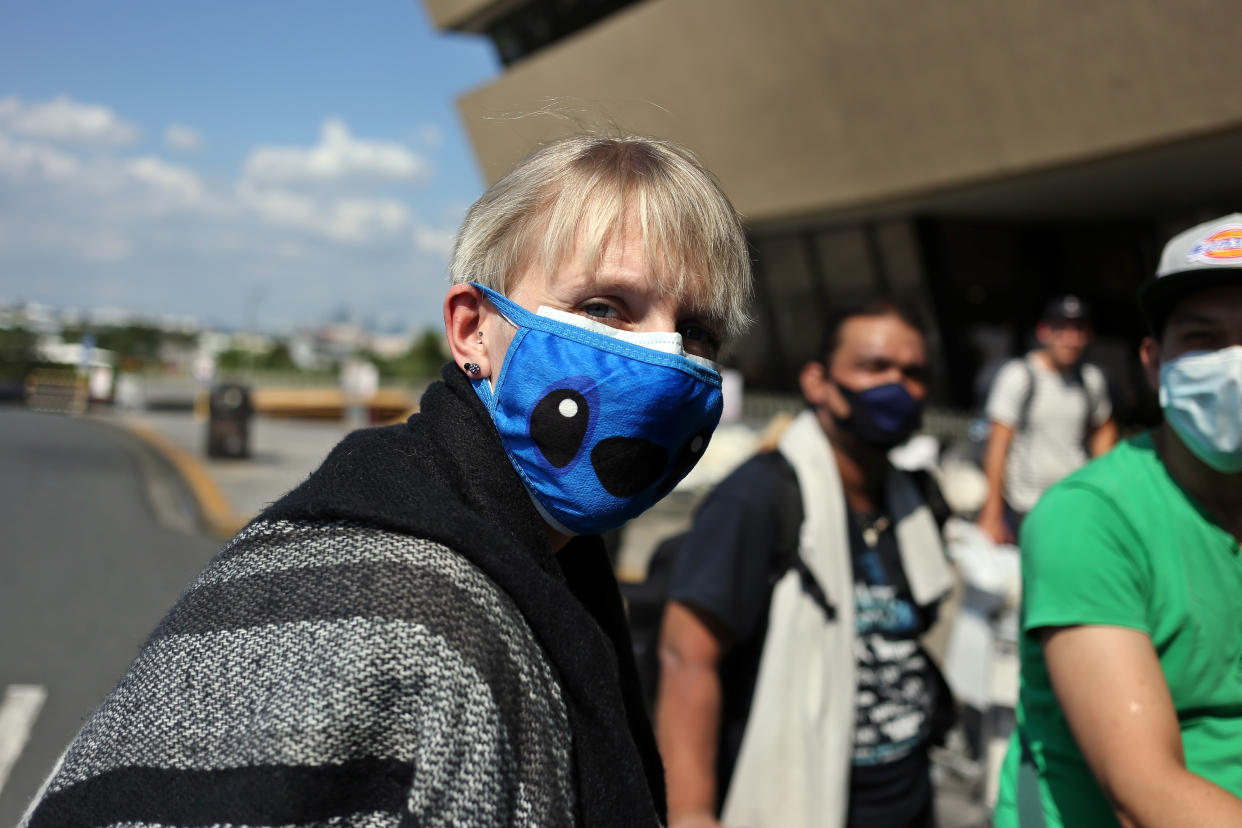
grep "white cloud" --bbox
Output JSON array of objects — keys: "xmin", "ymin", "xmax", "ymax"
[
  {"xmin": 328, "ymin": 198, "xmax": 410, "ymax": 242},
  {"xmin": 243, "ymin": 118, "xmax": 430, "ymax": 186},
  {"xmin": 236, "ymin": 182, "xmax": 411, "ymax": 243},
  {"xmin": 127, "ymin": 156, "xmax": 206, "ymax": 210},
  {"xmin": 413, "ymin": 223, "xmax": 456, "ymax": 259},
  {"xmin": 164, "ymin": 123, "xmax": 204, "ymax": 152},
  {"xmin": 0, "ymin": 132, "xmax": 206, "ymax": 214},
  {"xmin": 0, "ymin": 95, "xmax": 140, "ymax": 147},
  {"xmin": 0, "ymin": 103, "xmax": 465, "ymax": 329},
  {"xmin": 0, "ymin": 132, "xmax": 81, "ymax": 180}
]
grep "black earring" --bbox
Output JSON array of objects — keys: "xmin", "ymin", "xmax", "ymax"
[{"xmin": 464, "ymin": 362, "xmax": 481, "ymax": 376}]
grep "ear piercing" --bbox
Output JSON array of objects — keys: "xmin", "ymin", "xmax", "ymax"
[{"xmin": 464, "ymin": 363, "xmax": 481, "ymax": 376}]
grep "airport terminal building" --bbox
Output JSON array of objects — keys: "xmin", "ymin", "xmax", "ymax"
[{"xmin": 424, "ymin": 0, "xmax": 1242, "ymax": 423}]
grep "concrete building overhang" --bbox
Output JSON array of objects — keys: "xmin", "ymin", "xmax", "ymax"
[
  {"xmin": 446, "ymin": 0, "xmax": 1242, "ymax": 230},
  {"xmin": 423, "ymin": 0, "xmax": 523, "ymax": 32}
]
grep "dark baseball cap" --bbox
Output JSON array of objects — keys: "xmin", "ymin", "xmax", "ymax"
[{"xmin": 1040, "ymin": 294, "xmax": 1091, "ymax": 323}]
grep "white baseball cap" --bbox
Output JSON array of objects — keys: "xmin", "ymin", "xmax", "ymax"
[{"xmin": 1141, "ymin": 213, "xmax": 1242, "ymax": 333}]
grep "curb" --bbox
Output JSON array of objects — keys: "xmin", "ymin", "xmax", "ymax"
[{"xmin": 118, "ymin": 420, "xmax": 249, "ymax": 538}]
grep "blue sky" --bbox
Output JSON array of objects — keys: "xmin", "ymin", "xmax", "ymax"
[{"xmin": 0, "ymin": 0, "xmax": 499, "ymax": 332}]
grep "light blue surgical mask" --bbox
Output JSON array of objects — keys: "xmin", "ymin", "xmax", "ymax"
[
  {"xmin": 1159, "ymin": 345, "xmax": 1242, "ymax": 473},
  {"xmin": 470, "ymin": 283, "xmax": 724, "ymax": 535}
]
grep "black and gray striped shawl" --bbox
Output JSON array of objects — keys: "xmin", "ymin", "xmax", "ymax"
[{"xmin": 23, "ymin": 365, "xmax": 665, "ymax": 827}]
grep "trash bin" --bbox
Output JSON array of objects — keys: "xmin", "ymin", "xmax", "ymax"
[{"xmin": 206, "ymin": 383, "xmax": 252, "ymax": 458}]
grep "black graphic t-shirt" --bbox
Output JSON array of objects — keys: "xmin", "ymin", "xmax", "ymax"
[
  {"xmin": 846, "ymin": 509, "xmax": 938, "ymax": 826},
  {"xmin": 849, "ymin": 509, "xmax": 936, "ymax": 765}
]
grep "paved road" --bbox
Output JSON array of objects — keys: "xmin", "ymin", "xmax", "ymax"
[{"xmin": 0, "ymin": 409, "xmax": 222, "ymax": 825}]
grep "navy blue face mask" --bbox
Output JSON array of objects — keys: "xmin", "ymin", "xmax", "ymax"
[
  {"xmin": 470, "ymin": 283, "xmax": 724, "ymax": 536},
  {"xmin": 832, "ymin": 380, "xmax": 923, "ymax": 449}
]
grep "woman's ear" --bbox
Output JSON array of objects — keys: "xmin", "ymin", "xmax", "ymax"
[{"xmin": 443, "ymin": 283, "xmax": 492, "ymax": 379}]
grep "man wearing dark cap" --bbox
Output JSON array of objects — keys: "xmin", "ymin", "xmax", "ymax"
[
  {"xmin": 977, "ymin": 294, "xmax": 1117, "ymax": 543},
  {"xmin": 993, "ymin": 214, "xmax": 1242, "ymax": 827}
]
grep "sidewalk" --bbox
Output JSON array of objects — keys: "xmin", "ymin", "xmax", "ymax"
[{"xmin": 108, "ymin": 409, "xmax": 351, "ymax": 536}]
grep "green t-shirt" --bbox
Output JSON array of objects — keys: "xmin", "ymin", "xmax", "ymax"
[{"xmin": 994, "ymin": 433, "xmax": 1242, "ymax": 827}]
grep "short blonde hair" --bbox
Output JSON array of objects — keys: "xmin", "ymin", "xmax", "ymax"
[{"xmin": 449, "ymin": 135, "xmax": 753, "ymax": 342}]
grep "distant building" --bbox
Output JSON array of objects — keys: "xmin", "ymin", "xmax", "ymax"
[{"xmin": 424, "ymin": 0, "xmax": 1242, "ymax": 422}]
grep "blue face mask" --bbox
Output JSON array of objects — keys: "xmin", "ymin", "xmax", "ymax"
[
  {"xmin": 470, "ymin": 283, "xmax": 724, "ymax": 535},
  {"xmin": 1160, "ymin": 345, "xmax": 1242, "ymax": 473},
  {"xmin": 832, "ymin": 380, "xmax": 923, "ymax": 449}
]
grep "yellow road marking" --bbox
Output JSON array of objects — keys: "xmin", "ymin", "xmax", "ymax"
[{"xmin": 123, "ymin": 421, "xmax": 248, "ymax": 538}]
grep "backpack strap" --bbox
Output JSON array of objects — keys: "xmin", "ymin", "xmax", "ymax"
[
  {"xmin": 756, "ymin": 451, "xmax": 835, "ymax": 622},
  {"xmin": 907, "ymin": 467, "xmax": 952, "ymax": 532},
  {"xmin": 1075, "ymin": 362, "xmax": 1102, "ymax": 444},
  {"xmin": 1016, "ymin": 357, "xmax": 1037, "ymax": 434},
  {"xmin": 1021, "ymin": 356, "xmax": 1103, "ymax": 445}
]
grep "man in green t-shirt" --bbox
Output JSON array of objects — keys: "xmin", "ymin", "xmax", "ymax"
[{"xmin": 994, "ymin": 214, "xmax": 1242, "ymax": 828}]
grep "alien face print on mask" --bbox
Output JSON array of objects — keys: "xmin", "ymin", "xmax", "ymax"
[{"xmin": 469, "ymin": 283, "xmax": 724, "ymax": 536}]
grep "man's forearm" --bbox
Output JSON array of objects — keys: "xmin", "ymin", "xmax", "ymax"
[
  {"xmin": 1109, "ymin": 765, "xmax": 1242, "ymax": 828},
  {"xmin": 656, "ymin": 662, "xmax": 724, "ymax": 824},
  {"xmin": 980, "ymin": 423, "xmax": 1012, "ymax": 509}
]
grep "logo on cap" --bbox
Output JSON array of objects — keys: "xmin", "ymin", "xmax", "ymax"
[{"xmin": 1188, "ymin": 226, "xmax": 1242, "ymax": 264}]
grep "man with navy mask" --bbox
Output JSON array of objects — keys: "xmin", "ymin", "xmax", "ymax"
[
  {"xmin": 657, "ymin": 299, "xmax": 955, "ymax": 828},
  {"xmin": 994, "ymin": 214, "xmax": 1242, "ymax": 827}
]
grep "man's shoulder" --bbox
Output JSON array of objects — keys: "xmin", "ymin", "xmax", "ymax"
[
  {"xmin": 1081, "ymin": 361, "xmax": 1106, "ymax": 381},
  {"xmin": 1029, "ymin": 434, "xmax": 1160, "ymax": 523},
  {"xmin": 985, "ymin": 356, "xmax": 1035, "ymax": 414},
  {"xmin": 1058, "ymin": 433, "xmax": 1156, "ymax": 487},
  {"xmin": 1080, "ymin": 362, "xmax": 1109, "ymax": 393},
  {"xmin": 710, "ymin": 450, "xmax": 798, "ymax": 501},
  {"xmin": 993, "ymin": 355, "xmax": 1032, "ymax": 383}
]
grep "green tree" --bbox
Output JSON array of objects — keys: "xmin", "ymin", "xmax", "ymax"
[
  {"xmin": 369, "ymin": 331, "xmax": 447, "ymax": 380},
  {"xmin": 258, "ymin": 342, "xmax": 298, "ymax": 372},
  {"xmin": 0, "ymin": 326, "xmax": 39, "ymax": 381}
]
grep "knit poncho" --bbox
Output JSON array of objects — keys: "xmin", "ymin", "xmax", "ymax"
[{"xmin": 22, "ymin": 365, "xmax": 665, "ymax": 827}]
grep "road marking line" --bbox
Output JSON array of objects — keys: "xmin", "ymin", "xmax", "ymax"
[{"xmin": 0, "ymin": 684, "xmax": 47, "ymax": 797}]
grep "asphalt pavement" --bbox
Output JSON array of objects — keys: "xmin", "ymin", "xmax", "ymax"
[
  {"xmin": 0, "ymin": 409, "xmax": 222, "ymax": 825},
  {"xmin": 110, "ymin": 408, "xmax": 351, "ymax": 533}
]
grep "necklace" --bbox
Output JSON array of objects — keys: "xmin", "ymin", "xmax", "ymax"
[{"xmin": 857, "ymin": 513, "xmax": 891, "ymax": 549}]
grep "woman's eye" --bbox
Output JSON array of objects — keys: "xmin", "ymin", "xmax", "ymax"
[
  {"xmin": 581, "ymin": 301, "xmax": 620, "ymax": 320},
  {"xmin": 680, "ymin": 323, "xmax": 720, "ymax": 359}
]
